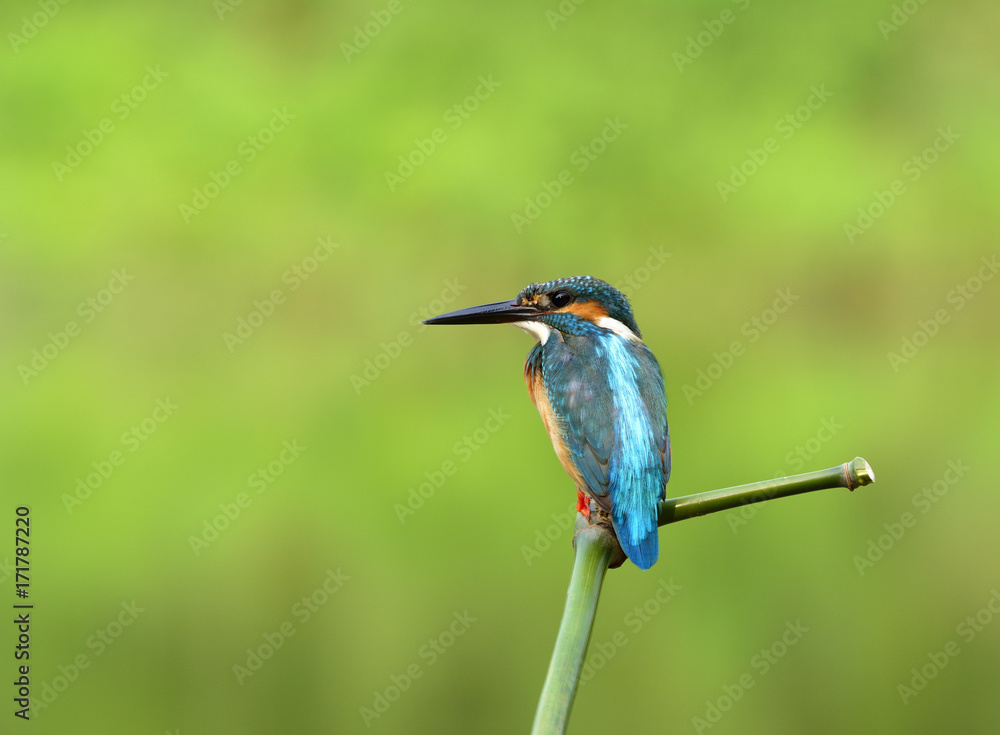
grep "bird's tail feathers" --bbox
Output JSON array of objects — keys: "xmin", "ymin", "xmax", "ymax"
[{"xmin": 613, "ymin": 512, "xmax": 659, "ymax": 570}]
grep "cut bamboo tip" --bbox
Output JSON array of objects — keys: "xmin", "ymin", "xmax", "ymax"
[{"xmin": 846, "ymin": 457, "xmax": 876, "ymax": 490}]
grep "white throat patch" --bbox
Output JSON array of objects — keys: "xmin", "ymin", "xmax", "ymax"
[{"xmin": 514, "ymin": 321, "xmax": 551, "ymax": 345}]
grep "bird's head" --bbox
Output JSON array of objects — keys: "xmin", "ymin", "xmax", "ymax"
[{"xmin": 423, "ymin": 275, "xmax": 641, "ymax": 343}]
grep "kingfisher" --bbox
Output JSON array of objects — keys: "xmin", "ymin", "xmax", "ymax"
[{"xmin": 424, "ymin": 275, "xmax": 670, "ymax": 569}]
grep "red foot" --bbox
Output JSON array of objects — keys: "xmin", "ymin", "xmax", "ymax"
[{"xmin": 576, "ymin": 491, "xmax": 591, "ymax": 520}]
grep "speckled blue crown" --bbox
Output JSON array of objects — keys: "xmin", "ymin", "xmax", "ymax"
[{"xmin": 517, "ymin": 275, "xmax": 641, "ymax": 337}]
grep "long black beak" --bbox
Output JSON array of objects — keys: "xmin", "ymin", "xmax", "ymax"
[{"xmin": 422, "ymin": 299, "xmax": 540, "ymax": 326}]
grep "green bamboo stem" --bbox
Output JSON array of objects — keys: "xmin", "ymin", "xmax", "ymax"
[
  {"xmin": 658, "ymin": 456, "xmax": 876, "ymax": 526},
  {"xmin": 531, "ymin": 523, "xmax": 617, "ymax": 735},
  {"xmin": 532, "ymin": 457, "xmax": 876, "ymax": 734}
]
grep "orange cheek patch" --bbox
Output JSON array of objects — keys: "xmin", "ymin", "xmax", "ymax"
[{"xmin": 562, "ymin": 301, "xmax": 609, "ymax": 321}]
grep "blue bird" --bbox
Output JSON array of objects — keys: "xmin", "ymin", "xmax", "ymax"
[{"xmin": 424, "ymin": 275, "xmax": 670, "ymax": 569}]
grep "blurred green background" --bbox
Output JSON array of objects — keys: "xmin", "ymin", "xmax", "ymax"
[{"xmin": 2, "ymin": 1, "xmax": 999, "ymax": 733}]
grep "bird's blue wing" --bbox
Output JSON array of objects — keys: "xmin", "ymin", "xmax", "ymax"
[{"xmin": 541, "ymin": 332, "xmax": 669, "ymax": 569}]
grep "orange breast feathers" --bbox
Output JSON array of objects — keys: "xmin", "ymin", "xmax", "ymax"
[{"xmin": 524, "ymin": 361, "xmax": 586, "ymax": 491}]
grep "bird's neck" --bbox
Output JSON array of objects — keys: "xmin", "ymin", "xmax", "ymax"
[{"xmin": 518, "ymin": 314, "xmax": 643, "ymax": 347}]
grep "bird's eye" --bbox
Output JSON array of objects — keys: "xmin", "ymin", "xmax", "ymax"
[{"xmin": 550, "ymin": 291, "xmax": 572, "ymax": 308}]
